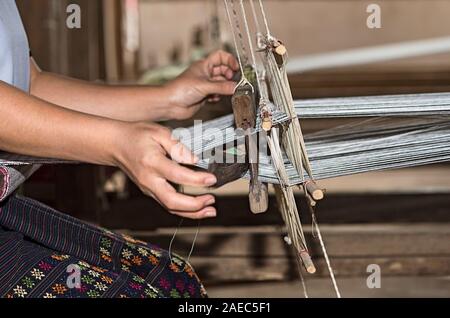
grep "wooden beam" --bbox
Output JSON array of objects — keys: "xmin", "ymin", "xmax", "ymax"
[{"xmin": 124, "ymin": 224, "xmax": 450, "ymax": 283}]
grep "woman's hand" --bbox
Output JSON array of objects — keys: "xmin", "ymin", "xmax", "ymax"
[
  {"xmin": 115, "ymin": 121, "xmax": 218, "ymax": 219},
  {"xmin": 164, "ymin": 50, "xmax": 239, "ymax": 120}
]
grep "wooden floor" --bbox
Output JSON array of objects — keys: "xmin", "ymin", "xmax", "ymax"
[
  {"xmin": 129, "ymin": 223, "xmax": 450, "ymax": 285},
  {"xmin": 207, "ymin": 276, "xmax": 450, "ymax": 298}
]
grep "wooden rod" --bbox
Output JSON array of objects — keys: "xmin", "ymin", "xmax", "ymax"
[
  {"xmin": 305, "ymin": 181, "xmax": 324, "ymax": 201},
  {"xmin": 300, "ymin": 250, "xmax": 316, "ymax": 274}
]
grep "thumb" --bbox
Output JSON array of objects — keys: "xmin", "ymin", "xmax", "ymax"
[{"xmin": 201, "ymin": 80, "xmax": 236, "ymax": 96}]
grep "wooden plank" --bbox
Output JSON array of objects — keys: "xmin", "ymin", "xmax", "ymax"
[
  {"xmin": 127, "ymin": 224, "xmax": 450, "ymax": 258},
  {"xmin": 207, "ymin": 276, "xmax": 450, "ymax": 298},
  {"xmin": 102, "ymin": 192, "xmax": 450, "ymax": 230},
  {"xmin": 190, "ymin": 256, "xmax": 450, "ymax": 284},
  {"xmin": 124, "ymin": 224, "xmax": 450, "ymax": 283}
]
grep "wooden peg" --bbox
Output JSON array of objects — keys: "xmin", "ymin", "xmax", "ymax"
[
  {"xmin": 261, "ymin": 110, "xmax": 273, "ymax": 131},
  {"xmin": 232, "ymin": 71, "xmax": 269, "ymax": 214},
  {"xmin": 249, "ymin": 181, "xmax": 269, "ymax": 214},
  {"xmin": 232, "ymin": 85, "xmax": 256, "ymax": 131},
  {"xmin": 274, "ymin": 44, "xmax": 287, "ymax": 56},
  {"xmin": 272, "ymin": 40, "xmax": 287, "ymax": 67},
  {"xmin": 247, "ymin": 127, "xmax": 268, "ymax": 214},
  {"xmin": 300, "ymin": 250, "xmax": 316, "ymax": 274},
  {"xmin": 305, "ymin": 181, "xmax": 324, "ymax": 201}
]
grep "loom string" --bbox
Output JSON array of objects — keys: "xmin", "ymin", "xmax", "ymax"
[
  {"xmin": 257, "ymin": 0, "xmax": 271, "ymax": 37},
  {"xmin": 295, "ymin": 253, "xmax": 309, "ymax": 298},
  {"xmin": 249, "ymin": 0, "xmax": 262, "ymax": 35},
  {"xmin": 252, "ymin": 3, "xmax": 312, "ymax": 293},
  {"xmin": 230, "ymin": 0, "xmax": 249, "ymax": 66},
  {"xmin": 168, "ymin": 218, "xmax": 184, "ymax": 265},
  {"xmin": 223, "ymin": 1, "xmax": 245, "ymax": 77},
  {"xmin": 229, "ymin": 2, "xmax": 310, "ymax": 262},
  {"xmin": 251, "ymin": 0, "xmax": 342, "ymax": 297},
  {"xmin": 187, "ymin": 220, "xmax": 201, "ymax": 263},
  {"xmin": 168, "ymin": 186, "xmax": 202, "ymax": 265},
  {"xmin": 246, "ymin": 0, "xmax": 275, "ymax": 125},
  {"xmin": 308, "ymin": 204, "xmax": 341, "ymax": 298},
  {"xmin": 224, "ymin": 0, "xmax": 253, "ymax": 91}
]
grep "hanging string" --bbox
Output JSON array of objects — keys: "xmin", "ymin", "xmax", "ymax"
[
  {"xmin": 309, "ymin": 208, "xmax": 341, "ymax": 298},
  {"xmin": 249, "ymin": 0, "xmax": 262, "ymax": 35},
  {"xmin": 257, "ymin": 0, "xmax": 271, "ymax": 37},
  {"xmin": 224, "ymin": 0, "xmax": 254, "ymax": 90},
  {"xmin": 224, "ymin": 0, "xmax": 245, "ymax": 73},
  {"xmin": 187, "ymin": 220, "xmax": 201, "ymax": 263},
  {"xmin": 169, "ymin": 186, "xmax": 202, "ymax": 265},
  {"xmin": 230, "ymin": 0, "xmax": 249, "ymax": 65},
  {"xmin": 168, "ymin": 218, "xmax": 184, "ymax": 264},
  {"xmin": 295, "ymin": 255, "xmax": 309, "ymax": 298},
  {"xmin": 167, "ymin": 218, "xmax": 201, "ymax": 265},
  {"xmin": 239, "ymin": 0, "xmax": 258, "ymax": 70}
]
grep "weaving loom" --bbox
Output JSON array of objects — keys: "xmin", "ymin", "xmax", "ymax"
[
  {"xmin": 188, "ymin": 0, "xmax": 450, "ymax": 297},
  {"xmin": 2, "ymin": 0, "xmax": 450, "ymax": 298}
]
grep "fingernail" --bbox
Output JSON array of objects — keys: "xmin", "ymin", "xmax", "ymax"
[
  {"xmin": 204, "ymin": 209, "xmax": 216, "ymax": 217},
  {"xmin": 204, "ymin": 176, "xmax": 217, "ymax": 186},
  {"xmin": 206, "ymin": 198, "xmax": 215, "ymax": 205},
  {"xmin": 192, "ymin": 154, "xmax": 199, "ymax": 163}
]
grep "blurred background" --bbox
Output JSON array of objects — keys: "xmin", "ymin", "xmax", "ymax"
[{"xmin": 16, "ymin": 0, "xmax": 450, "ymax": 297}]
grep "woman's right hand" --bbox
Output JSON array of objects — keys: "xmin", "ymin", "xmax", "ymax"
[{"xmin": 114, "ymin": 122, "xmax": 218, "ymax": 219}]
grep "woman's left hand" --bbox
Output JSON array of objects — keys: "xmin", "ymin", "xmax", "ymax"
[{"xmin": 164, "ymin": 50, "xmax": 239, "ymax": 120}]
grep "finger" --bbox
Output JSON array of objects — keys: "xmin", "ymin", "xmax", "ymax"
[
  {"xmin": 207, "ymin": 94, "xmax": 221, "ymax": 102},
  {"xmin": 152, "ymin": 179, "xmax": 215, "ymax": 212},
  {"xmin": 212, "ymin": 65, "xmax": 234, "ymax": 79},
  {"xmin": 170, "ymin": 206, "xmax": 217, "ymax": 219},
  {"xmin": 169, "ymin": 142, "xmax": 200, "ymax": 164},
  {"xmin": 207, "ymin": 95, "xmax": 221, "ymax": 103},
  {"xmin": 157, "ymin": 156, "xmax": 217, "ymax": 187},
  {"xmin": 211, "ymin": 75, "xmax": 228, "ymax": 82},
  {"xmin": 152, "ymin": 127, "xmax": 198, "ymax": 164},
  {"xmin": 206, "ymin": 50, "xmax": 240, "ymax": 73}
]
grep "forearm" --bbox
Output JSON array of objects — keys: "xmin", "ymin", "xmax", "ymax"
[
  {"xmin": 0, "ymin": 80, "xmax": 123, "ymax": 165},
  {"xmin": 30, "ymin": 62, "xmax": 173, "ymax": 122}
]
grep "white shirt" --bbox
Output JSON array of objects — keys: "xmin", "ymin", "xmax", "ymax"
[
  {"xmin": 0, "ymin": 0, "xmax": 36, "ymax": 201},
  {"xmin": 0, "ymin": 0, "xmax": 30, "ymax": 92}
]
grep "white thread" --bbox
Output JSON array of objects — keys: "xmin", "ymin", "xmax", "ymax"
[
  {"xmin": 311, "ymin": 212, "xmax": 341, "ymax": 298},
  {"xmin": 258, "ymin": 0, "xmax": 271, "ymax": 36},
  {"xmin": 187, "ymin": 221, "xmax": 201, "ymax": 263}
]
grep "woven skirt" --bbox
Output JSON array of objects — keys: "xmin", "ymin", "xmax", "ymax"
[{"xmin": 0, "ymin": 195, "xmax": 207, "ymax": 298}]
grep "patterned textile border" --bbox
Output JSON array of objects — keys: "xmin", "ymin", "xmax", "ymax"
[
  {"xmin": 0, "ymin": 165, "xmax": 40, "ymax": 202},
  {"xmin": 0, "ymin": 195, "xmax": 207, "ymax": 298}
]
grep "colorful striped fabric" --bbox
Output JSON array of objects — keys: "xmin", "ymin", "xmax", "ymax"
[{"xmin": 0, "ymin": 195, "xmax": 206, "ymax": 298}]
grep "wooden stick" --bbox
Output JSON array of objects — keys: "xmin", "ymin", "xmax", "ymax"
[
  {"xmin": 261, "ymin": 109, "xmax": 273, "ymax": 131},
  {"xmin": 300, "ymin": 250, "xmax": 316, "ymax": 274},
  {"xmin": 305, "ymin": 181, "xmax": 325, "ymax": 201},
  {"xmin": 249, "ymin": 181, "xmax": 269, "ymax": 214},
  {"xmin": 275, "ymin": 44, "xmax": 287, "ymax": 56}
]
